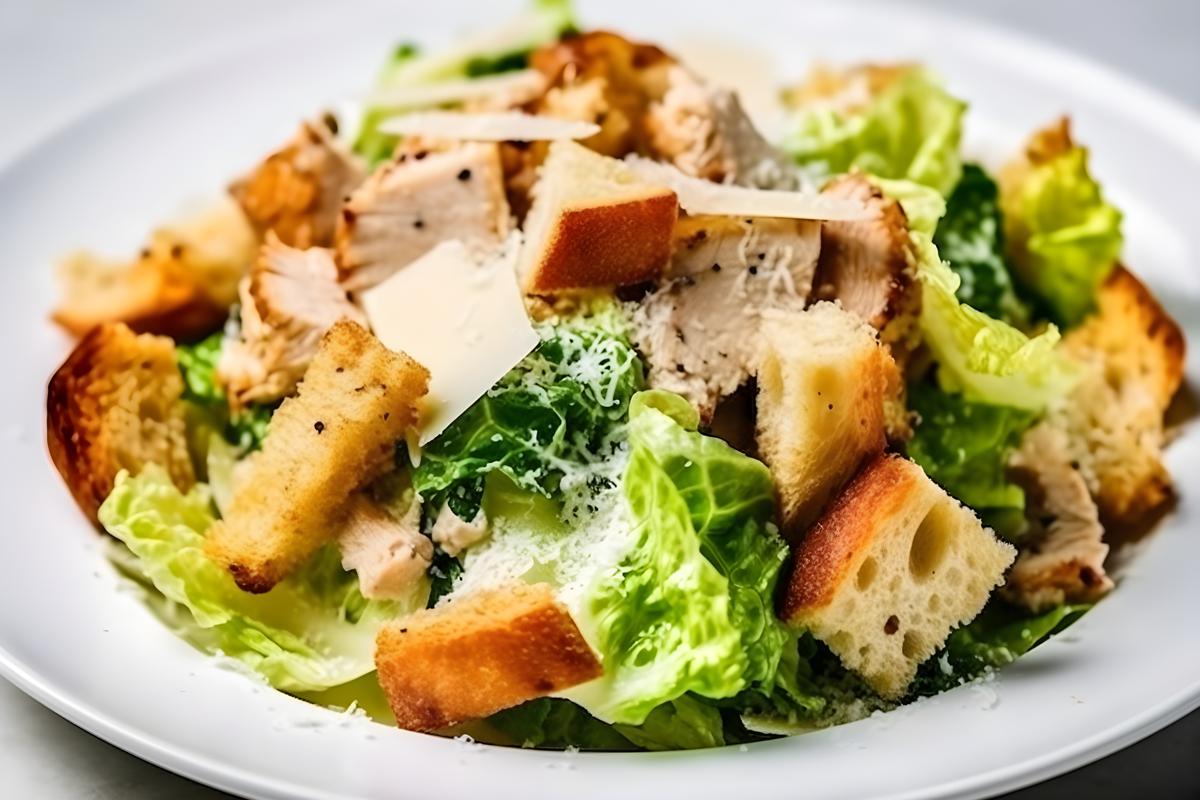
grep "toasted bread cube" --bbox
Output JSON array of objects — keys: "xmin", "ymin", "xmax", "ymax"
[
  {"xmin": 781, "ymin": 454, "xmax": 1016, "ymax": 699},
  {"xmin": 52, "ymin": 199, "xmax": 257, "ymax": 340},
  {"xmin": 755, "ymin": 303, "xmax": 894, "ymax": 541},
  {"xmin": 518, "ymin": 140, "xmax": 677, "ymax": 294},
  {"xmin": 205, "ymin": 321, "xmax": 429, "ymax": 592},
  {"xmin": 375, "ymin": 583, "xmax": 603, "ymax": 731},
  {"xmin": 1058, "ymin": 266, "xmax": 1185, "ymax": 524},
  {"xmin": 46, "ymin": 323, "xmax": 194, "ymax": 523}
]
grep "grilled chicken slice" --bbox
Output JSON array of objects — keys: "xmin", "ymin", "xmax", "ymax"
[
  {"xmin": 1005, "ymin": 423, "xmax": 1112, "ymax": 611},
  {"xmin": 632, "ymin": 215, "xmax": 820, "ymax": 419},
  {"xmin": 812, "ymin": 174, "xmax": 919, "ymax": 350},
  {"xmin": 337, "ymin": 493, "xmax": 433, "ymax": 601},
  {"xmin": 335, "ymin": 142, "xmax": 511, "ymax": 292},
  {"xmin": 645, "ymin": 65, "xmax": 801, "ymax": 190},
  {"xmin": 231, "ymin": 118, "xmax": 365, "ymax": 249},
  {"xmin": 218, "ymin": 235, "xmax": 365, "ymax": 407}
]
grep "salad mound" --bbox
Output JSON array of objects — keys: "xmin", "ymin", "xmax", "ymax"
[{"xmin": 45, "ymin": 1, "xmax": 1185, "ymax": 751}]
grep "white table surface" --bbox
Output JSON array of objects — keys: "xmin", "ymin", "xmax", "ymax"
[{"xmin": 1, "ymin": 1, "xmax": 1196, "ymax": 797}]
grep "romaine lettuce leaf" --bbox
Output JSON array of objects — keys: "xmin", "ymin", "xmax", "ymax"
[
  {"xmin": 869, "ymin": 179, "xmax": 1078, "ymax": 412},
  {"xmin": 413, "ymin": 318, "xmax": 643, "ymax": 521},
  {"xmin": 1001, "ymin": 135, "xmax": 1123, "ymax": 326},
  {"xmin": 911, "ymin": 601, "xmax": 1089, "ymax": 696},
  {"xmin": 98, "ymin": 468, "xmax": 416, "ymax": 692},
  {"xmin": 487, "ymin": 694, "xmax": 728, "ymax": 752},
  {"xmin": 488, "ymin": 698, "xmax": 635, "ymax": 750},
  {"xmin": 563, "ymin": 391, "xmax": 799, "ymax": 725},
  {"xmin": 934, "ymin": 164, "xmax": 1029, "ymax": 325},
  {"xmin": 177, "ymin": 332, "xmax": 273, "ymax": 452},
  {"xmin": 784, "ymin": 69, "xmax": 966, "ymax": 195},
  {"xmin": 914, "ymin": 234, "xmax": 1078, "ymax": 411},
  {"xmin": 353, "ymin": 0, "xmax": 576, "ymax": 164},
  {"xmin": 906, "ymin": 380, "xmax": 1035, "ymax": 539},
  {"xmin": 624, "ymin": 391, "xmax": 789, "ymax": 691},
  {"xmin": 567, "ymin": 441, "xmax": 746, "ymax": 723}
]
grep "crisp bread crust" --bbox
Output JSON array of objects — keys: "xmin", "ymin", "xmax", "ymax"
[
  {"xmin": 46, "ymin": 323, "xmax": 193, "ymax": 525},
  {"xmin": 375, "ymin": 583, "xmax": 603, "ymax": 731},
  {"xmin": 524, "ymin": 189, "xmax": 678, "ymax": 293},
  {"xmin": 780, "ymin": 453, "xmax": 917, "ymax": 616}
]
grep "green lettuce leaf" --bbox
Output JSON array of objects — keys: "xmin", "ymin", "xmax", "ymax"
[
  {"xmin": 566, "ymin": 440, "xmax": 745, "ymax": 723},
  {"xmin": 1002, "ymin": 139, "xmax": 1123, "ymax": 326},
  {"xmin": 353, "ymin": 0, "xmax": 576, "ymax": 164},
  {"xmin": 564, "ymin": 391, "xmax": 798, "ymax": 725},
  {"xmin": 914, "ymin": 234, "xmax": 1078, "ymax": 411},
  {"xmin": 488, "ymin": 698, "xmax": 635, "ymax": 751},
  {"xmin": 624, "ymin": 391, "xmax": 789, "ymax": 691},
  {"xmin": 614, "ymin": 695, "xmax": 726, "ymax": 750},
  {"xmin": 177, "ymin": 332, "xmax": 274, "ymax": 452},
  {"xmin": 934, "ymin": 164, "xmax": 1029, "ymax": 325},
  {"xmin": 911, "ymin": 601, "xmax": 1089, "ymax": 696},
  {"xmin": 98, "ymin": 468, "xmax": 418, "ymax": 692},
  {"xmin": 486, "ymin": 694, "xmax": 728, "ymax": 752},
  {"xmin": 784, "ymin": 69, "xmax": 966, "ymax": 195},
  {"xmin": 414, "ymin": 317, "xmax": 642, "ymax": 521},
  {"xmin": 906, "ymin": 380, "xmax": 1035, "ymax": 539}
]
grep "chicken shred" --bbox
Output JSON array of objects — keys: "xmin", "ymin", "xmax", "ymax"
[{"xmin": 217, "ymin": 235, "xmax": 365, "ymax": 407}]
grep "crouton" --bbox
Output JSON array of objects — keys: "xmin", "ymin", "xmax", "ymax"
[
  {"xmin": 230, "ymin": 118, "xmax": 365, "ymax": 248},
  {"xmin": 1005, "ymin": 423, "xmax": 1112, "ymax": 612},
  {"xmin": 780, "ymin": 454, "xmax": 1016, "ymax": 699},
  {"xmin": 1052, "ymin": 266, "xmax": 1185, "ymax": 525},
  {"xmin": 335, "ymin": 142, "xmax": 510, "ymax": 292},
  {"xmin": 754, "ymin": 304, "xmax": 895, "ymax": 540},
  {"xmin": 812, "ymin": 175, "xmax": 919, "ymax": 351},
  {"xmin": 52, "ymin": 198, "xmax": 257, "ymax": 340},
  {"xmin": 205, "ymin": 321, "xmax": 429, "ymax": 593},
  {"xmin": 46, "ymin": 323, "xmax": 194, "ymax": 523},
  {"xmin": 217, "ymin": 236, "xmax": 365, "ymax": 407},
  {"xmin": 375, "ymin": 583, "xmax": 603, "ymax": 731},
  {"xmin": 632, "ymin": 215, "xmax": 819, "ymax": 420},
  {"xmin": 518, "ymin": 140, "xmax": 678, "ymax": 294}
]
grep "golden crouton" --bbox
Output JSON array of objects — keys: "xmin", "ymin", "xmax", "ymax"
[
  {"xmin": 755, "ymin": 303, "xmax": 895, "ymax": 541},
  {"xmin": 52, "ymin": 199, "xmax": 257, "ymax": 340},
  {"xmin": 1057, "ymin": 265, "xmax": 1185, "ymax": 525},
  {"xmin": 518, "ymin": 141, "xmax": 677, "ymax": 294},
  {"xmin": 781, "ymin": 454, "xmax": 1016, "ymax": 699},
  {"xmin": 205, "ymin": 321, "xmax": 429, "ymax": 593},
  {"xmin": 375, "ymin": 583, "xmax": 603, "ymax": 731},
  {"xmin": 46, "ymin": 323, "xmax": 194, "ymax": 523}
]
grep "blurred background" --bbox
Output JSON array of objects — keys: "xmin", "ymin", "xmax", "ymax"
[{"xmin": 0, "ymin": 0, "xmax": 1196, "ymax": 797}]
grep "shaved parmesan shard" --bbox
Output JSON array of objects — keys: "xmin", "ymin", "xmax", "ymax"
[
  {"xmin": 378, "ymin": 111, "xmax": 601, "ymax": 142},
  {"xmin": 625, "ymin": 156, "xmax": 870, "ymax": 221},
  {"xmin": 360, "ymin": 236, "xmax": 538, "ymax": 445},
  {"xmin": 363, "ymin": 69, "xmax": 548, "ymax": 111}
]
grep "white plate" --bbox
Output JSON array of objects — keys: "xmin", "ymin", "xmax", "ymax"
[{"xmin": 2, "ymin": 2, "xmax": 1199, "ymax": 798}]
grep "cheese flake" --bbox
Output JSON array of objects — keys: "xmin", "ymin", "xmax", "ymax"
[
  {"xmin": 625, "ymin": 156, "xmax": 870, "ymax": 221},
  {"xmin": 360, "ymin": 236, "xmax": 538, "ymax": 445},
  {"xmin": 378, "ymin": 111, "xmax": 601, "ymax": 142}
]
